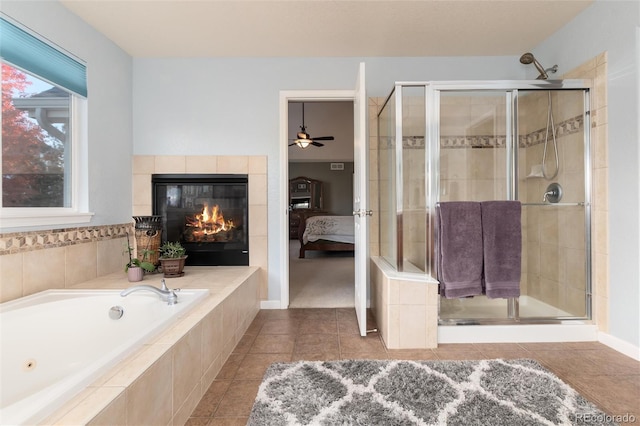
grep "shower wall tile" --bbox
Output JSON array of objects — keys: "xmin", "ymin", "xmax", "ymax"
[
  {"xmin": 593, "ymin": 123, "xmax": 608, "ymax": 170},
  {"xmin": 593, "ymin": 63, "xmax": 608, "ymax": 111},
  {"xmin": 593, "ymin": 167, "xmax": 609, "ymax": 212},
  {"xmin": 566, "ymin": 248, "xmax": 587, "ymax": 291},
  {"xmin": 593, "ymin": 209, "xmax": 609, "ymax": 255},
  {"xmin": 563, "ymin": 57, "xmax": 596, "ymax": 79}
]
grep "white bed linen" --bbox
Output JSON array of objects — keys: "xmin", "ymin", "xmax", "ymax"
[{"xmin": 302, "ymin": 216, "xmax": 355, "ymax": 245}]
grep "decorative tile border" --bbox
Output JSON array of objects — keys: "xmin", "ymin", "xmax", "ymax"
[
  {"xmin": 0, "ymin": 223, "xmax": 132, "ymax": 255},
  {"xmin": 378, "ymin": 115, "xmax": 584, "ymax": 150}
]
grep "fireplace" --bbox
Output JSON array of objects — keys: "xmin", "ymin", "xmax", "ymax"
[{"xmin": 152, "ymin": 174, "xmax": 249, "ymax": 266}]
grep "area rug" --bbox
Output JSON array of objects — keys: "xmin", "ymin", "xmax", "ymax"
[{"xmin": 248, "ymin": 359, "xmax": 617, "ymax": 425}]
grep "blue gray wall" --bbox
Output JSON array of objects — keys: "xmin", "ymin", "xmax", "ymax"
[{"xmin": 535, "ymin": 0, "xmax": 640, "ymax": 348}]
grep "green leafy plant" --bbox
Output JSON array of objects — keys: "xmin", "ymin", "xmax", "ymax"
[
  {"xmin": 124, "ymin": 233, "xmax": 156, "ymax": 272},
  {"xmin": 159, "ymin": 241, "xmax": 187, "ymax": 259}
]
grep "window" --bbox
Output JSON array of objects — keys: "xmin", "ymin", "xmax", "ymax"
[{"xmin": 0, "ymin": 17, "xmax": 91, "ymax": 228}]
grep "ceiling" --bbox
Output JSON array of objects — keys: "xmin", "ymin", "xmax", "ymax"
[{"xmin": 59, "ymin": 0, "xmax": 593, "ymax": 58}]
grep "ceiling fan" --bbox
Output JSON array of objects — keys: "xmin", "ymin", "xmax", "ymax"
[{"xmin": 289, "ymin": 102, "xmax": 335, "ymax": 148}]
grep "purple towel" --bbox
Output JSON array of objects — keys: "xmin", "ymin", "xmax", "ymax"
[
  {"xmin": 436, "ymin": 202, "xmax": 484, "ymax": 298},
  {"xmin": 481, "ymin": 201, "xmax": 522, "ymax": 299}
]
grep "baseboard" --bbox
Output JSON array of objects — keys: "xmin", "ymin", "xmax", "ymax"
[
  {"xmin": 598, "ymin": 331, "xmax": 640, "ymax": 361},
  {"xmin": 438, "ymin": 324, "xmax": 598, "ymax": 344},
  {"xmin": 260, "ymin": 299, "xmax": 284, "ymax": 309}
]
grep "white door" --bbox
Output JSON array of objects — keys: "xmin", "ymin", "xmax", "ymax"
[{"xmin": 353, "ymin": 62, "xmax": 369, "ymax": 336}]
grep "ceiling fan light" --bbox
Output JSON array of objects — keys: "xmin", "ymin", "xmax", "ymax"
[{"xmin": 295, "ymin": 139, "xmax": 311, "ymax": 148}]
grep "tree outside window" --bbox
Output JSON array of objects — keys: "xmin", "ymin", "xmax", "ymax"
[{"xmin": 1, "ymin": 63, "xmax": 70, "ymax": 207}]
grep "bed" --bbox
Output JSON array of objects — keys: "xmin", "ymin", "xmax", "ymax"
[{"xmin": 298, "ymin": 215, "xmax": 355, "ymax": 258}]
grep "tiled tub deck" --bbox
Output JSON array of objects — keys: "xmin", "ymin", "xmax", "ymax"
[{"xmin": 40, "ymin": 266, "xmax": 260, "ymax": 425}]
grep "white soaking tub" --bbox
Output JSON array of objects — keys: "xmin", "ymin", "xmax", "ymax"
[{"xmin": 0, "ymin": 288, "xmax": 209, "ymax": 425}]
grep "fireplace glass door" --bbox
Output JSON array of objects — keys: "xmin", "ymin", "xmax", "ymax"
[{"xmin": 152, "ymin": 174, "xmax": 249, "ymax": 266}]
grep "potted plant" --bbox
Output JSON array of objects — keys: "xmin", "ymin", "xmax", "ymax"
[
  {"xmin": 158, "ymin": 241, "xmax": 188, "ymax": 278},
  {"xmin": 124, "ymin": 234, "xmax": 156, "ymax": 282}
]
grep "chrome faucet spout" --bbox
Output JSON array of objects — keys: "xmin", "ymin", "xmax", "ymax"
[{"xmin": 120, "ymin": 283, "xmax": 179, "ymax": 305}]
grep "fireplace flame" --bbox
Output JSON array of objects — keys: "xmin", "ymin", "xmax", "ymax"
[{"xmin": 186, "ymin": 204, "xmax": 235, "ymax": 236}]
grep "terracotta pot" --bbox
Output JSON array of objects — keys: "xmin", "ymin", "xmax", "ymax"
[
  {"xmin": 127, "ymin": 266, "xmax": 144, "ymax": 282},
  {"xmin": 159, "ymin": 256, "xmax": 188, "ymax": 278}
]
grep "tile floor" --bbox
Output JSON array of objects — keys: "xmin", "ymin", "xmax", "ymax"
[{"xmin": 187, "ymin": 309, "xmax": 640, "ymax": 425}]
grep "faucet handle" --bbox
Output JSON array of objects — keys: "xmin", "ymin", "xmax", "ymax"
[{"xmin": 160, "ymin": 279, "xmax": 168, "ymax": 291}]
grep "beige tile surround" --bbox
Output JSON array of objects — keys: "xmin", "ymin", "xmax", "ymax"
[
  {"xmin": 41, "ymin": 267, "xmax": 260, "ymax": 425},
  {"xmin": 0, "ymin": 225, "xmax": 129, "ymax": 303},
  {"xmin": 132, "ymin": 155, "xmax": 269, "ymax": 300}
]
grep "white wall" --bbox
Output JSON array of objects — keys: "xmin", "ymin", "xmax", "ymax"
[
  {"xmin": 535, "ymin": 0, "xmax": 640, "ymax": 349},
  {"xmin": 1, "ymin": 1, "xmax": 134, "ymax": 229},
  {"xmin": 132, "ymin": 56, "xmax": 522, "ymax": 302}
]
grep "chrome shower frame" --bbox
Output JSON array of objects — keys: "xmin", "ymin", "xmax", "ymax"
[{"xmin": 377, "ymin": 79, "xmax": 592, "ymax": 325}]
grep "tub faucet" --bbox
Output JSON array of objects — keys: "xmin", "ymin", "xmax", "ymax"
[{"xmin": 120, "ymin": 280, "xmax": 179, "ymax": 305}]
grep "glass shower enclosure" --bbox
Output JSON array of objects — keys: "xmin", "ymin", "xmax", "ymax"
[{"xmin": 377, "ymin": 80, "xmax": 591, "ymax": 324}]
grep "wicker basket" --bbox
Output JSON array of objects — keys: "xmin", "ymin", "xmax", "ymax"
[{"xmin": 133, "ymin": 216, "xmax": 163, "ymax": 266}]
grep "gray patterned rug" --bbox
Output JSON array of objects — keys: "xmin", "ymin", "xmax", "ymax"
[{"xmin": 248, "ymin": 359, "xmax": 617, "ymax": 425}]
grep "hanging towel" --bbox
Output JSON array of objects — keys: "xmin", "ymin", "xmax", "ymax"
[
  {"xmin": 436, "ymin": 202, "xmax": 484, "ymax": 298},
  {"xmin": 481, "ymin": 201, "xmax": 522, "ymax": 299}
]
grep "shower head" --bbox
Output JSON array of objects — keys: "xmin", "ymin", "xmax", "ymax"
[{"xmin": 519, "ymin": 52, "xmax": 550, "ymax": 80}]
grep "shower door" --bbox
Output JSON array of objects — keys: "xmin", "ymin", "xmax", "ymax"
[
  {"xmin": 435, "ymin": 84, "xmax": 591, "ymax": 323},
  {"xmin": 437, "ymin": 89, "xmax": 512, "ymax": 321}
]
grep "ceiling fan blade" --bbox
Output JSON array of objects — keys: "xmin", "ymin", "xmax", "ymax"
[
  {"xmin": 288, "ymin": 143, "xmax": 296, "ymax": 146},
  {"xmin": 311, "ymin": 141, "xmax": 324, "ymax": 147},
  {"xmin": 312, "ymin": 136, "xmax": 334, "ymax": 141}
]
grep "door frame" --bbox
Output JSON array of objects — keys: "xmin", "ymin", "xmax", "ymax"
[{"xmin": 279, "ymin": 90, "xmax": 355, "ymax": 309}]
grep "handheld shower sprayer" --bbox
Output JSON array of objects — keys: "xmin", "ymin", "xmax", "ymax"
[{"xmin": 519, "ymin": 52, "xmax": 557, "ymax": 80}]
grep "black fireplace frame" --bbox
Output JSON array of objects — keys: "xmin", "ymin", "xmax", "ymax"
[{"xmin": 152, "ymin": 173, "xmax": 249, "ymax": 266}]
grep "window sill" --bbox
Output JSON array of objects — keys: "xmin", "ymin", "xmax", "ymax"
[{"xmin": 0, "ymin": 210, "xmax": 95, "ymax": 230}]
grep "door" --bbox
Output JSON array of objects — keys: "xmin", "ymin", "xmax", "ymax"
[{"xmin": 353, "ymin": 62, "xmax": 369, "ymax": 336}]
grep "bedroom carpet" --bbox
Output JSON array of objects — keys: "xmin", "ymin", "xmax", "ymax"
[
  {"xmin": 248, "ymin": 359, "xmax": 618, "ymax": 425},
  {"xmin": 289, "ymin": 240, "xmax": 354, "ymax": 308}
]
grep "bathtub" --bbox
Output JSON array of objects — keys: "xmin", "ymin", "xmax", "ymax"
[{"xmin": 0, "ymin": 288, "xmax": 209, "ymax": 425}]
